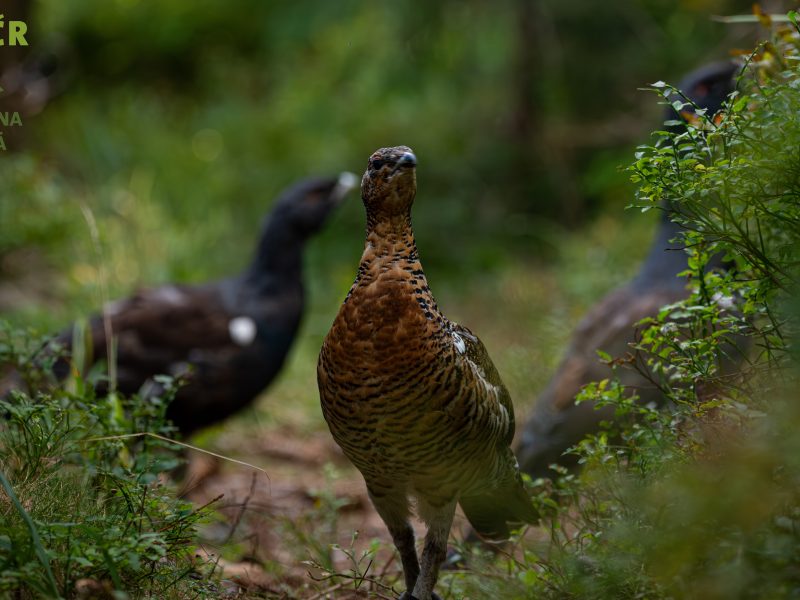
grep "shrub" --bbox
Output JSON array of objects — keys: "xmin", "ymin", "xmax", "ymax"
[
  {"xmin": 0, "ymin": 324, "xmax": 220, "ymax": 599},
  {"xmin": 448, "ymin": 13, "xmax": 800, "ymax": 599}
]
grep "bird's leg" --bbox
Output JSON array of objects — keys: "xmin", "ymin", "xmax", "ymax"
[
  {"xmin": 390, "ymin": 522, "xmax": 420, "ymax": 597},
  {"xmin": 411, "ymin": 498, "xmax": 456, "ymax": 600},
  {"xmin": 368, "ymin": 487, "xmax": 420, "ymax": 594}
]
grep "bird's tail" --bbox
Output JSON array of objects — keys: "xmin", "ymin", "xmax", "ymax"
[{"xmin": 459, "ymin": 469, "xmax": 539, "ymax": 542}]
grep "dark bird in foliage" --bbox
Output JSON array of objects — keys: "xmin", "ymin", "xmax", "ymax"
[
  {"xmin": 516, "ymin": 61, "xmax": 738, "ymax": 479},
  {"xmin": 48, "ymin": 173, "xmax": 356, "ymax": 437},
  {"xmin": 663, "ymin": 61, "xmax": 738, "ymax": 132},
  {"xmin": 318, "ymin": 146, "xmax": 537, "ymax": 600}
]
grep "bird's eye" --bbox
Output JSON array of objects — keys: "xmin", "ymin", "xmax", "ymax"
[{"xmin": 370, "ymin": 159, "xmax": 385, "ymax": 170}]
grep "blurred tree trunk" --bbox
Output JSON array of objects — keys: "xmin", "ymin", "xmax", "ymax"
[{"xmin": 510, "ymin": 0, "xmax": 583, "ymax": 225}]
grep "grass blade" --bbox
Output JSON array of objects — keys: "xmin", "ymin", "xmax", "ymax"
[{"xmin": 0, "ymin": 469, "xmax": 61, "ymax": 598}]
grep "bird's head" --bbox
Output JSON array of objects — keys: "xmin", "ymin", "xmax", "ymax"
[
  {"xmin": 272, "ymin": 172, "xmax": 358, "ymax": 237},
  {"xmin": 361, "ymin": 146, "xmax": 417, "ymax": 224},
  {"xmin": 665, "ymin": 60, "xmax": 737, "ymax": 134}
]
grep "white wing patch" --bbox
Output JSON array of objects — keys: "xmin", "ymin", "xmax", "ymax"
[
  {"xmin": 452, "ymin": 332, "xmax": 466, "ymax": 354},
  {"xmin": 229, "ymin": 316, "xmax": 257, "ymax": 346}
]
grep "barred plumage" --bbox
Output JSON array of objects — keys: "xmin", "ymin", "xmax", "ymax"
[{"xmin": 318, "ymin": 146, "xmax": 537, "ymax": 600}]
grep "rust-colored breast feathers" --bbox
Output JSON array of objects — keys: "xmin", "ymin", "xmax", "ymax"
[{"xmin": 318, "ymin": 232, "xmax": 514, "ymax": 493}]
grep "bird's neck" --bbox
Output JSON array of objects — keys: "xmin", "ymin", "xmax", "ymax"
[
  {"xmin": 634, "ymin": 210, "xmax": 689, "ymax": 288},
  {"xmin": 636, "ymin": 209, "xmax": 731, "ymax": 288},
  {"xmin": 348, "ymin": 216, "xmax": 446, "ymax": 327},
  {"xmin": 328, "ymin": 215, "xmax": 449, "ymax": 366},
  {"xmin": 246, "ymin": 217, "xmax": 304, "ymax": 285},
  {"xmin": 358, "ymin": 215, "xmax": 421, "ymax": 278}
]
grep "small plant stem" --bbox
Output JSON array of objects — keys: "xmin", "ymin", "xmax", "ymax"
[{"xmin": 0, "ymin": 469, "xmax": 61, "ymax": 598}]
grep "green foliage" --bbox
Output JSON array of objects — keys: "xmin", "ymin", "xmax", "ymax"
[
  {"xmin": 4, "ymin": 2, "xmax": 798, "ymax": 598},
  {"xmin": 0, "ymin": 156, "xmax": 80, "ymax": 258},
  {"xmin": 12, "ymin": 0, "xmax": 749, "ymax": 305},
  {"xmin": 0, "ymin": 325, "xmax": 220, "ymax": 599},
  {"xmin": 304, "ymin": 530, "xmax": 397, "ymax": 597},
  {"xmin": 494, "ymin": 18, "xmax": 800, "ymax": 599},
  {"xmin": 631, "ymin": 41, "xmax": 800, "ymax": 368}
]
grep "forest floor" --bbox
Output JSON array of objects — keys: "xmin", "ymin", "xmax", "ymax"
[
  {"xmin": 184, "ymin": 416, "xmax": 550, "ymax": 599},
  {"xmin": 185, "ymin": 427, "xmax": 402, "ymax": 598}
]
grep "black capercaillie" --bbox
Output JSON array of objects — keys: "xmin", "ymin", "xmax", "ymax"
[
  {"xmin": 516, "ymin": 60, "xmax": 740, "ymax": 479},
  {"xmin": 318, "ymin": 146, "xmax": 537, "ymax": 600},
  {"xmin": 8, "ymin": 174, "xmax": 356, "ymax": 437}
]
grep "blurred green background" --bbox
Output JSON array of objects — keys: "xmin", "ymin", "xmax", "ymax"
[
  {"xmin": 5, "ymin": 2, "xmax": 799, "ymax": 597},
  {"xmin": 0, "ymin": 0, "xmax": 767, "ymax": 425}
]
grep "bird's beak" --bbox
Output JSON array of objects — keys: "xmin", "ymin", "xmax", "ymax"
[
  {"xmin": 331, "ymin": 172, "xmax": 358, "ymax": 204},
  {"xmin": 391, "ymin": 152, "xmax": 417, "ymax": 175}
]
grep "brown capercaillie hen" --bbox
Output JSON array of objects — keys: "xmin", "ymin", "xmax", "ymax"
[{"xmin": 318, "ymin": 146, "xmax": 538, "ymax": 600}]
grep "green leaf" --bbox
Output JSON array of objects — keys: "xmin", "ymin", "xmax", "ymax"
[
  {"xmin": 518, "ymin": 569, "xmax": 539, "ymax": 586},
  {"xmin": 789, "ymin": 10, "xmax": 800, "ymax": 33},
  {"xmin": 596, "ymin": 350, "xmax": 613, "ymax": 362}
]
